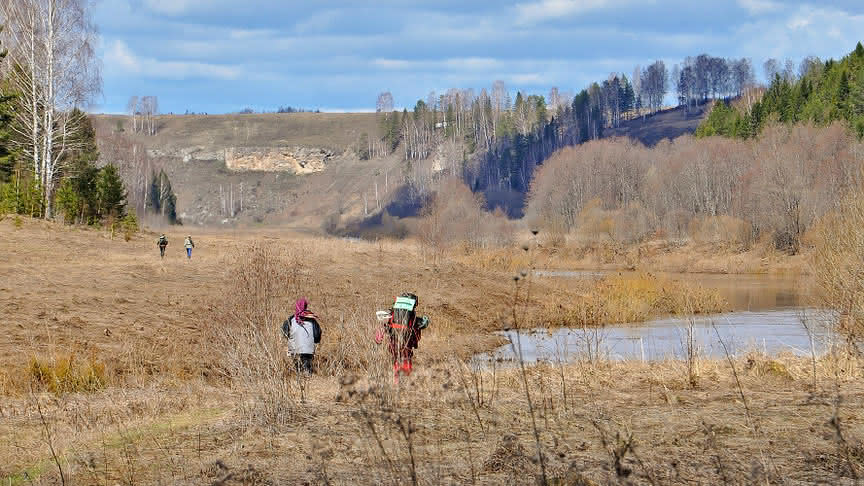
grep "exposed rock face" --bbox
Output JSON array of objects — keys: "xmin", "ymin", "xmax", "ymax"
[
  {"xmin": 146, "ymin": 146, "xmax": 334, "ymax": 174},
  {"xmin": 225, "ymin": 147, "xmax": 333, "ymax": 174}
]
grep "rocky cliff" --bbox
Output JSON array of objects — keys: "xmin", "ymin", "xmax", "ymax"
[
  {"xmin": 225, "ymin": 147, "xmax": 333, "ymax": 174},
  {"xmin": 145, "ymin": 146, "xmax": 334, "ymax": 174}
]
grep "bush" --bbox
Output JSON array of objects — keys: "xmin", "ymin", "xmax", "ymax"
[
  {"xmin": 813, "ymin": 192, "xmax": 864, "ymax": 351},
  {"xmin": 121, "ymin": 210, "xmax": 139, "ymax": 241}
]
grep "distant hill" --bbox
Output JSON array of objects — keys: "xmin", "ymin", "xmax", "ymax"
[
  {"xmin": 602, "ymin": 103, "xmax": 710, "ymax": 146},
  {"xmin": 91, "ymin": 112, "xmax": 401, "ymax": 229},
  {"xmin": 90, "ymin": 104, "xmax": 711, "ymax": 231},
  {"xmin": 92, "ymin": 112, "xmax": 381, "ymax": 153}
]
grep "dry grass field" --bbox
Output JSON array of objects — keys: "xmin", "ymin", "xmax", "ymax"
[
  {"xmin": 92, "ymin": 113, "xmax": 382, "ymax": 153},
  {"xmin": 1, "ymin": 218, "xmax": 862, "ymax": 485}
]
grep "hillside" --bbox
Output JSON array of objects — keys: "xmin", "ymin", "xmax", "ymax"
[
  {"xmin": 90, "ymin": 105, "xmax": 710, "ymax": 231},
  {"xmin": 602, "ymin": 103, "xmax": 710, "ymax": 146},
  {"xmin": 92, "ymin": 113, "xmax": 400, "ymax": 229}
]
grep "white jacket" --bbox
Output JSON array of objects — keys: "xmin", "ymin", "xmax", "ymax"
[{"xmin": 288, "ymin": 316, "xmax": 317, "ymax": 355}]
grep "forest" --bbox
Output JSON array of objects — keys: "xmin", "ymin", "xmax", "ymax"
[
  {"xmin": 352, "ymin": 44, "xmax": 864, "ymax": 237},
  {"xmin": 697, "ymin": 42, "xmax": 864, "ymax": 139}
]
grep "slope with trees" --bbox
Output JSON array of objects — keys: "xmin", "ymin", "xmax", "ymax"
[
  {"xmin": 0, "ymin": 1, "xmax": 147, "ymax": 231},
  {"xmin": 696, "ymin": 43, "xmax": 864, "ymax": 139}
]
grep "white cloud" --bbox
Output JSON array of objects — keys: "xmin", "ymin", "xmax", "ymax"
[
  {"xmin": 373, "ymin": 57, "xmax": 502, "ymax": 72},
  {"xmin": 737, "ymin": 0, "xmax": 781, "ymax": 15},
  {"xmin": 142, "ymin": 0, "xmax": 201, "ymax": 15},
  {"xmin": 734, "ymin": 5, "xmax": 864, "ymax": 69},
  {"xmin": 104, "ymin": 40, "xmax": 242, "ymax": 80},
  {"xmin": 514, "ymin": 0, "xmax": 623, "ymax": 25}
]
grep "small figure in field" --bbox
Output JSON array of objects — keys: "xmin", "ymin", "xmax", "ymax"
[
  {"xmin": 376, "ymin": 293, "xmax": 430, "ymax": 381},
  {"xmin": 282, "ymin": 298, "xmax": 322, "ymax": 374},
  {"xmin": 184, "ymin": 235, "xmax": 195, "ymax": 259},
  {"xmin": 157, "ymin": 234, "xmax": 168, "ymax": 258}
]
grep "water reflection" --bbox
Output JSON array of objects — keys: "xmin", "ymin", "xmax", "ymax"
[
  {"xmin": 535, "ymin": 270, "xmax": 809, "ymax": 311},
  {"xmin": 480, "ymin": 309, "xmax": 836, "ymax": 364}
]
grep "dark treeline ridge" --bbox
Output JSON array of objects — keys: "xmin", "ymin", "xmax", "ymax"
[{"xmin": 697, "ymin": 42, "xmax": 864, "ymax": 139}]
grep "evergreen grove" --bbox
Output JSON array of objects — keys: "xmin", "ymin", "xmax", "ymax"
[{"xmin": 696, "ymin": 42, "xmax": 864, "ymax": 139}]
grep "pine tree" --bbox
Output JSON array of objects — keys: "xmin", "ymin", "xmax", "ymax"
[{"xmin": 96, "ymin": 164, "xmax": 126, "ymax": 220}]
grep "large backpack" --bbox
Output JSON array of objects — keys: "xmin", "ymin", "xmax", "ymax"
[{"xmin": 389, "ymin": 293, "xmax": 419, "ymax": 344}]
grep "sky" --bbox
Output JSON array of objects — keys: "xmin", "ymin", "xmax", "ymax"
[{"xmin": 93, "ymin": 0, "xmax": 864, "ymax": 114}]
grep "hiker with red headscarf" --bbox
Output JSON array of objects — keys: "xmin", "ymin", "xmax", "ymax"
[
  {"xmin": 375, "ymin": 293, "xmax": 430, "ymax": 380},
  {"xmin": 282, "ymin": 298, "xmax": 322, "ymax": 374}
]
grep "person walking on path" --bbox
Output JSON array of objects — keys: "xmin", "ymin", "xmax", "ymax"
[
  {"xmin": 282, "ymin": 298, "xmax": 322, "ymax": 374},
  {"xmin": 184, "ymin": 235, "xmax": 195, "ymax": 259},
  {"xmin": 375, "ymin": 292, "xmax": 430, "ymax": 381},
  {"xmin": 157, "ymin": 234, "xmax": 168, "ymax": 259}
]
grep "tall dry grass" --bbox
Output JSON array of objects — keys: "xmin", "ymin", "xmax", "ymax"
[
  {"xmin": 543, "ymin": 273, "xmax": 727, "ymax": 328},
  {"xmin": 200, "ymin": 241, "xmax": 399, "ymax": 426},
  {"xmin": 813, "ymin": 190, "xmax": 864, "ymax": 355},
  {"xmin": 201, "ymin": 242, "xmax": 303, "ymax": 425}
]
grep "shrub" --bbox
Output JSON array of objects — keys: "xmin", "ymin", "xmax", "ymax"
[
  {"xmin": 28, "ymin": 354, "xmax": 108, "ymax": 394},
  {"xmin": 689, "ymin": 215, "xmax": 754, "ymax": 248},
  {"xmin": 813, "ymin": 191, "xmax": 864, "ymax": 351},
  {"xmin": 121, "ymin": 210, "xmax": 139, "ymax": 241}
]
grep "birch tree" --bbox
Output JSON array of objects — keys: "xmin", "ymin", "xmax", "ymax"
[{"xmin": 0, "ymin": 0, "xmax": 101, "ymax": 218}]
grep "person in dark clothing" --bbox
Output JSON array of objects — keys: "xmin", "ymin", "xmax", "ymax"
[{"xmin": 157, "ymin": 234, "xmax": 168, "ymax": 258}]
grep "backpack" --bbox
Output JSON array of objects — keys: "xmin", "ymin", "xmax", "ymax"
[
  {"xmin": 158, "ymin": 236, "xmax": 167, "ymax": 246},
  {"xmin": 281, "ymin": 316, "xmax": 322, "ymax": 344},
  {"xmin": 389, "ymin": 293, "xmax": 420, "ymax": 342}
]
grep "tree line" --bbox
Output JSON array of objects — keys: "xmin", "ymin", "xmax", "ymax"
[
  {"xmin": 362, "ymin": 50, "xmax": 778, "ymax": 216},
  {"xmin": 696, "ymin": 43, "xmax": 864, "ymax": 139},
  {"xmin": 528, "ymin": 123, "xmax": 863, "ymax": 254}
]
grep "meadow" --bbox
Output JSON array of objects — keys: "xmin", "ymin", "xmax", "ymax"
[{"xmin": 1, "ymin": 217, "xmax": 862, "ymax": 485}]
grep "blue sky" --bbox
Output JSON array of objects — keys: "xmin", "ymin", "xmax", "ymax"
[{"xmin": 93, "ymin": 0, "xmax": 864, "ymax": 114}]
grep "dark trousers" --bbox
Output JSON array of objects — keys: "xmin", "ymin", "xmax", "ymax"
[
  {"xmin": 159, "ymin": 246, "xmax": 167, "ymax": 258},
  {"xmin": 295, "ymin": 354, "xmax": 314, "ymax": 374}
]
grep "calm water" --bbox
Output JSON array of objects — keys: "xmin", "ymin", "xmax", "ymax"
[
  {"xmin": 480, "ymin": 272, "xmax": 831, "ymax": 363},
  {"xmin": 534, "ymin": 270, "xmax": 808, "ymax": 311},
  {"xmin": 480, "ymin": 309, "xmax": 835, "ymax": 363}
]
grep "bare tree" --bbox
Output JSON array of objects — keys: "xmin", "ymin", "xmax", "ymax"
[
  {"xmin": 641, "ymin": 60, "xmax": 668, "ymax": 113},
  {"xmin": 126, "ymin": 96, "xmax": 139, "ymax": 133},
  {"xmin": 547, "ymin": 87, "xmax": 560, "ymax": 114},
  {"xmin": 1, "ymin": 0, "xmax": 102, "ymax": 218},
  {"xmin": 376, "ymin": 91, "xmax": 394, "ymax": 113},
  {"xmin": 763, "ymin": 58, "xmax": 779, "ymax": 83},
  {"xmin": 798, "ymin": 56, "xmax": 821, "ymax": 79}
]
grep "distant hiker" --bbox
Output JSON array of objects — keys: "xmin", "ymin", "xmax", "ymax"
[
  {"xmin": 184, "ymin": 235, "xmax": 195, "ymax": 259},
  {"xmin": 157, "ymin": 234, "xmax": 168, "ymax": 258},
  {"xmin": 376, "ymin": 293, "xmax": 430, "ymax": 380},
  {"xmin": 282, "ymin": 298, "xmax": 322, "ymax": 374}
]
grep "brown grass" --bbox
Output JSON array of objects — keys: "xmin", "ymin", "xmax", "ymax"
[
  {"xmin": 2, "ymin": 218, "xmax": 861, "ymax": 485},
  {"xmin": 542, "ymin": 273, "xmax": 727, "ymax": 328}
]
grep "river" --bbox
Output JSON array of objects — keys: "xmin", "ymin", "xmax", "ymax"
[{"xmin": 479, "ymin": 271, "xmax": 836, "ymax": 363}]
